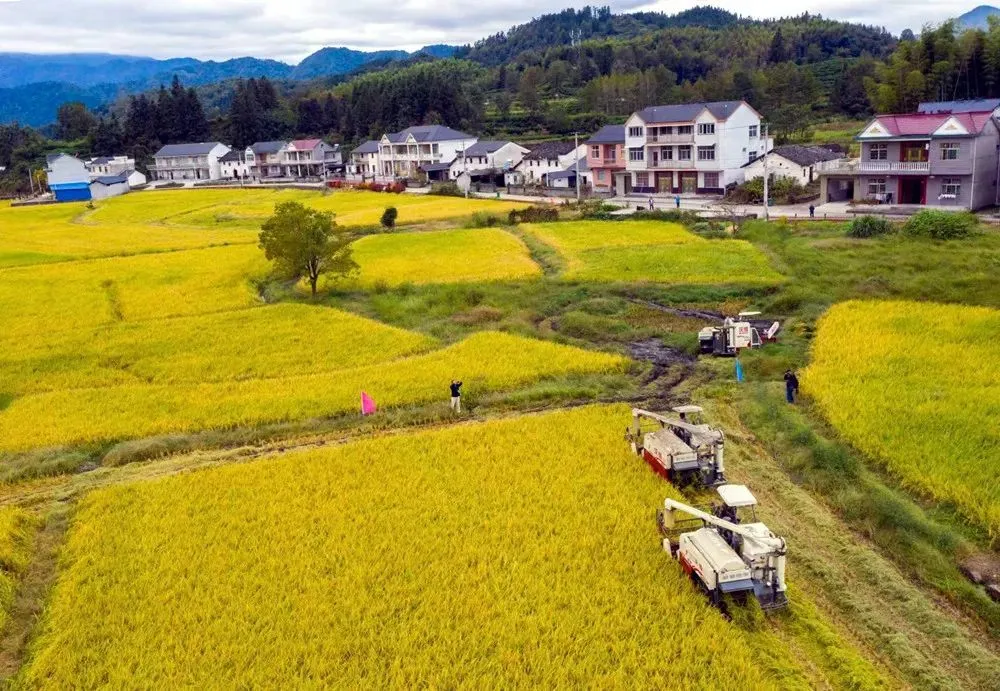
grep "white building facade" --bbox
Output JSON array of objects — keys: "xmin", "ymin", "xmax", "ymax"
[
  {"xmin": 623, "ymin": 101, "xmax": 772, "ymax": 195},
  {"xmin": 378, "ymin": 125, "xmax": 476, "ymax": 179},
  {"xmin": 150, "ymin": 142, "xmax": 231, "ymax": 181}
]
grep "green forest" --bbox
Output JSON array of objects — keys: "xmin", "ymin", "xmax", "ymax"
[{"xmin": 1, "ymin": 6, "xmax": 996, "ymax": 195}]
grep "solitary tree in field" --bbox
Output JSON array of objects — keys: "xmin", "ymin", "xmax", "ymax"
[{"xmin": 259, "ymin": 201, "xmax": 358, "ymax": 296}]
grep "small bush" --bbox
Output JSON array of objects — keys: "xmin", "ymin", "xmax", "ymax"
[
  {"xmin": 381, "ymin": 207, "xmax": 398, "ymax": 229},
  {"xmin": 429, "ymin": 182, "xmax": 464, "ymax": 197},
  {"xmin": 466, "ymin": 211, "xmax": 502, "ymax": 228},
  {"xmin": 509, "ymin": 206, "xmax": 559, "ymax": 224},
  {"xmin": 903, "ymin": 210, "xmax": 978, "ymax": 240},
  {"xmin": 847, "ymin": 215, "xmax": 894, "ymax": 238}
]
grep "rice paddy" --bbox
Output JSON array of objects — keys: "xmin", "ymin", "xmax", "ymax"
[{"xmin": 523, "ymin": 220, "xmax": 784, "ymax": 285}]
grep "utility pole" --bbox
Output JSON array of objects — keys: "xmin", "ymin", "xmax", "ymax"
[
  {"xmin": 575, "ymin": 132, "xmax": 581, "ymax": 204},
  {"xmin": 762, "ymin": 123, "xmax": 770, "ymax": 222},
  {"xmin": 462, "ymin": 139, "xmax": 469, "ymax": 198},
  {"xmin": 28, "ymin": 169, "xmax": 35, "ymax": 197}
]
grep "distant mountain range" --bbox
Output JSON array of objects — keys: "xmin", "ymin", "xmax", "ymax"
[
  {"xmin": 0, "ymin": 44, "xmax": 457, "ymax": 126},
  {"xmin": 957, "ymin": 5, "xmax": 1000, "ymax": 29}
]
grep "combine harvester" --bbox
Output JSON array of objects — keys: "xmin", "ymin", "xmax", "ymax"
[
  {"xmin": 698, "ymin": 311, "xmax": 781, "ymax": 357},
  {"xmin": 626, "ymin": 406, "xmax": 726, "ymax": 487},
  {"xmin": 659, "ymin": 484, "xmax": 789, "ymax": 610}
]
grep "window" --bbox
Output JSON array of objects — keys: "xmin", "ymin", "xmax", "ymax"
[
  {"xmin": 628, "ymin": 147, "xmax": 645, "ymax": 162},
  {"xmin": 868, "ymin": 178, "xmax": 887, "ymax": 196},
  {"xmin": 678, "ymin": 146, "xmax": 692, "ymax": 161},
  {"xmin": 698, "ymin": 123, "xmax": 716, "ymax": 135},
  {"xmin": 941, "ymin": 177, "xmax": 962, "ymax": 196},
  {"xmin": 749, "ymin": 125, "xmax": 758, "ymax": 139},
  {"xmin": 697, "ymin": 146, "xmax": 716, "ymax": 161},
  {"xmin": 869, "ymin": 143, "xmax": 888, "ymax": 161},
  {"xmin": 663, "ymin": 126, "xmax": 674, "ymax": 135},
  {"xmin": 635, "ymin": 172, "xmax": 649, "ymax": 187},
  {"xmin": 432, "ymin": 144, "xmax": 439, "ymax": 154},
  {"xmin": 606, "ymin": 149, "xmax": 616, "ymax": 162},
  {"xmin": 591, "ymin": 145, "xmax": 600, "ymax": 159},
  {"xmin": 748, "ymin": 151, "xmax": 759, "ymax": 163},
  {"xmin": 703, "ymin": 172, "xmax": 720, "ymax": 188},
  {"xmin": 662, "ymin": 147, "xmax": 673, "ymax": 160},
  {"xmin": 677, "ymin": 125, "xmax": 693, "ymax": 135},
  {"xmin": 940, "ymin": 143, "xmax": 960, "ymax": 160},
  {"xmin": 597, "ymin": 170, "xmax": 605, "ymax": 181},
  {"xmin": 628, "ymin": 126, "xmax": 644, "ymax": 138}
]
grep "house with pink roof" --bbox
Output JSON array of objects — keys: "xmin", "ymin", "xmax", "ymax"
[
  {"xmin": 821, "ymin": 104, "xmax": 1000, "ymax": 209},
  {"xmin": 282, "ymin": 139, "xmax": 342, "ymax": 178}
]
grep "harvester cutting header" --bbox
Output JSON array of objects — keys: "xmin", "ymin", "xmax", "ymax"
[{"xmin": 626, "ymin": 406, "xmax": 726, "ymax": 487}]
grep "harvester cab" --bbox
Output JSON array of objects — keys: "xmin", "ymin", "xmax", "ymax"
[
  {"xmin": 626, "ymin": 407, "xmax": 725, "ymax": 487},
  {"xmin": 698, "ymin": 311, "xmax": 781, "ymax": 357},
  {"xmin": 658, "ymin": 484, "xmax": 789, "ymax": 610}
]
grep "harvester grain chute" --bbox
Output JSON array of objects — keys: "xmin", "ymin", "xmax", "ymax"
[
  {"xmin": 626, "ymin": 406, "xmax": 726, "ymax": 487},
  {"xmin": 698, "ymin": 311, "xmax": 781, "ymax": 357},
  {"xmin": 658, "ymin": 484, "xmax": 789, "ymax": 611}
]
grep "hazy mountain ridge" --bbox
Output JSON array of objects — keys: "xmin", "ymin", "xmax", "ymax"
[{"xmin": 957, "ymin": 5, "xmax": 1000, "ymax": 29}]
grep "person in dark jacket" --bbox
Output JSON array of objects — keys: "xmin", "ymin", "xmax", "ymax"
[
  {"xmin": 450, "ymin": 380, "xmax": 463, "ymax": 413},
  {"xmin": 784, "ymin": 370, "xmax": 800, "ymax": 403}
]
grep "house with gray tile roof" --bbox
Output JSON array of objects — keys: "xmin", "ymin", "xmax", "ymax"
[
  {"xmin": 622, "ymin": 100, "xmax": 772, "ymax": 195},
  {"xmin": 150, "ymin": 142, "xmax": 231, "ymax": 181},
  {"xmin": 743, "ymin": 145, "xmax": 845, "ymax": 186},
  {"xmin": 377, "ymin": 125, "xmax": 477, "ymax": 179}
]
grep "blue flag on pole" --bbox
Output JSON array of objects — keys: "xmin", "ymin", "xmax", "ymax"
[{"xmin": 735, "ymin": 358, "xmax": 744, "ymax": 383}]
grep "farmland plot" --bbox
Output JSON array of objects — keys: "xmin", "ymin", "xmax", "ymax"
[
  {"xmin": 0, "ymin": 244, "xmax": 267, "ymax": 339},
  {"xmin": 21, "ymin": 406, "xmax": 791, "ymax": 688},
  {"xmin": 804, "ymin": 300, "xmax": 1000, "ymax": 536},
  {"xmin": 0, "ymin": 332, "xmax": 627, "ymax": 452},
  {"xmin": 0, "ymin": 304, "xmax": 437, "ymax": 395},
  {"xmin": 524, "ymin": 220, "xmax": 783, "ymax": 285},
  {"xmin": 344, "ymin": 228, "xmax": 542, "ymax": 287}
]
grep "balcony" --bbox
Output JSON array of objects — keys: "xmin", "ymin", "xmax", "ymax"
[
  {"xmin": 858, "ymin": 161, "xmax": 930, "ymax": 174},
  {"xmin": 598, "ymin": 158, "xmax": 623, "ymax": 167},
  {"xmin": 646, "ymin": 133, "xmax": 694, "ymax": 144},
  {"xmin": 648, "ymin": 159, "xmax": 695, "ymax": 170}
]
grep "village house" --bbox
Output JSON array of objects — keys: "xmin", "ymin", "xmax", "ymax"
[
  {"xmin": 819, "ymin": 106, "xmax": 1000, "ymax": 209},
  {"xmin": 246, "ymin": 141, "xmax": 287, "ymax": 179},
  {"xmin": 379, "ymin": 125, "xmax": 476, "ymax": 179},
  {"xmin": 623, "ymin": 101, "xmax": 771, "ymax": 195},
  {"xmin": 743, "ymin": 145, "xmax": 845, "ymax": 186},
  {"xmin": 89, "ymin": 174, "xmax": 130, "ymax": 201},
  {"xmin": 348, "ymin": 141, "xmax": 380, "ymax": 179},
  {"xmin": 150, "ymin": 142, "xmax": 231, "ymax": 181},
  {"xmin": 45, "ymin": 153, "xmax": 92, "ymax": 202},
  {"xmin": 586, "ymin": 125, "xmax": 626, "ymax": 194},
  {"xmin": 219, "ymin": 150, "xmax": 250, "ymax": 180},
  {"xmin": 283, "ymin": 139, "xmax": 342, "ymax": 178},
  {"xmin": 509, "ymin": 141, "xmax": 587, "ymax": 186},
  {"xmin": 448, "ymin": 140, "xmax": 529, "ymax": 185}
]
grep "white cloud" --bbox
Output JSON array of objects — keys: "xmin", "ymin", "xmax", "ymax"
[{"xmin": 0, "ymin": 0, "xmax": 963, "ymax": 63}]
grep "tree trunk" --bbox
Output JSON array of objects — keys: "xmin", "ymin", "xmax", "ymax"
[{"xmin": 309, "ymin": 274, "xmax": 318, "ymax": 296}]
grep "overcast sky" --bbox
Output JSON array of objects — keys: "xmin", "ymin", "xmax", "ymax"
[{"xmin": 0, "ymin": 1, "xmax": 968, "ymax": 63}]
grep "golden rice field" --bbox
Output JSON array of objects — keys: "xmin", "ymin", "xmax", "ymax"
[
  {"xmin": 0, "ymin": 507, "xmax": 35, "ymax": 633},
  {"xmin": 343, "ymin": 228, "xmax": 542, "ymax": 287},
  {"xmin": 0, "ymin": 303, "xmax": 437, "ymax": 395},
  {"xmin": 0, "ymin": 201, "xmax": 255, "ymax": 268},
  {"xmin": 0, "ymin": 244, "xmax": 267, "ymax": 339},
  {"xmin": 523, "ymin": 220, "xmax": 784, "ymax": 285},
  {"xmin": 804, "ymin": 300, "xmax": 1000, "ymax": 536},
  {"xmin": 0, "ymin": 332, "xmax": 627, "ymax": 452},
  {"xmin": 20, "ymin": 406, "xmax": 796, "ymax": 688},
  {"xmin": 91, "ymin": 188, "xmax": 528, "ymax": 228}
]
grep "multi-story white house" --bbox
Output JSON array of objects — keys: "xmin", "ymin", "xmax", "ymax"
[
  {"xmin": 378, "ymin": 125, "xmax": 476, "ymax": 179},
  {"xmin": 150, "ymin": 142, "xmax": 231, "ymax": 181},
  {"xmin": 348, "ymin": 141, "xmax": 380, "ymax": 179},
  {"xmin": 623, "ymin": 101, "xmax": 771, "ymax": 195},
  {"xmin": 86, "ymin": 156, "xmax": 135, "ymax": 178},
  {"xmin": 45, "ymin": 153, "xmax": 92, "ymax": 202},
  {"xmin": 246, "ymin": 141, "xmax": 287, "ymax": 179},
  {"xmin": 283, "ymin": 139, "xmax": 341, "ymax": 178},
  {"xmin": 219, "ymin": 150, "xmax": 250, "ymax": 180},
  {"xmin": 448, "ymin": 141, "xmax": 530, "ymax": 180},
  {"xmin": 509, "ymin": 141, "xmax": 588, "ymax": 185}
]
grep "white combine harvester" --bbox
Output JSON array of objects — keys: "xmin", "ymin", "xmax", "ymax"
[
  {"xmin": 698, "ymin": 312, "xmax": 781, "ymax": 357},
  {"xmin": 626, "ymin": 406, "xmax": 726, "ymax": 487},
  {"xmin": 658, "ymin": 484, "xmax": 789, "ymax": 610}
]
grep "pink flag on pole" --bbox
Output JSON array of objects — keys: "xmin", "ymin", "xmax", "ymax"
[{"xmin": 361, "ymin": 391, "xmax": 377, "ymax": 416}]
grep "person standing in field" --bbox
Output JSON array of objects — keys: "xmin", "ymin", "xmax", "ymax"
[
  {"xmin": 648, "ymin": 196, "xmax": 654, "ymax": 211},
  {"xmin": 784, "ymin": 370, "xmax": 800, "ymax": 403},
  {"xmin": 450, "ymin": 380, "xmax": 463, "ymax": 413},
  {"xmin": 674, "ymin": 194, "xmax": 681, "ymax": 209}
]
